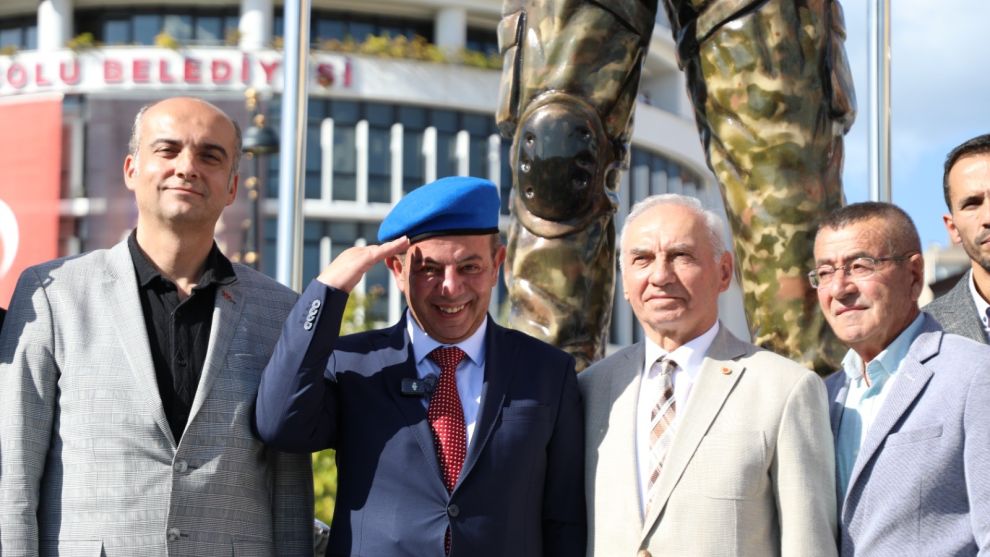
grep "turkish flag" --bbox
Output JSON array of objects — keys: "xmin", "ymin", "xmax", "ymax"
[{"xmin": 0, "ymin": 96, "xmax": 62, "ymax": 307}]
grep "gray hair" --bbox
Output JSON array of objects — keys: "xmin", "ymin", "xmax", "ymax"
[
  {"xmin": 618, "ymin": 193, "xmax": 727, "ymax": 270},
  {"xmin": 128, "ymin": 98, "xmax": 243, "ymax": 179}
]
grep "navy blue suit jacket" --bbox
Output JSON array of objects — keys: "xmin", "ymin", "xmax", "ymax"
[{"xmin": 255, "ymin": 280, "xmax": 586, "ymax": 557}]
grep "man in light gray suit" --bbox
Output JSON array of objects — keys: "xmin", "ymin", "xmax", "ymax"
[
  {"xmin": 927, "ymin": 133, "xmax": 990, "ymax": 343},
  {"xmin": 0, "ymin": 97, "xmax": 313, "ymax": 556},
  {"xmin": 580, "ymin": 194, "xmax": 836, "ymax": 557},
  {"xmin": 813, "ymin": 202, "xmax": 990, "ymax": 555}
]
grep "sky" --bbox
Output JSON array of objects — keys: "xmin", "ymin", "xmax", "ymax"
[{"xmin": 840, "ymin": 0, "xmax": 990, "ymax": 249}]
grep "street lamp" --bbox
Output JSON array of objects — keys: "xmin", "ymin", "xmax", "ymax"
[{"xmin": 242, "ymin": 88, "xmax": 279, "ymax": 270}]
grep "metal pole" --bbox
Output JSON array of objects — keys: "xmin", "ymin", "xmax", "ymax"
[
  {"xmin": 867, "ymin": 0, "xmax": 892, "ymax": 202},
  {"xmin": 276, "ymin": 0, "xmax": 311, "ymax": 291}
]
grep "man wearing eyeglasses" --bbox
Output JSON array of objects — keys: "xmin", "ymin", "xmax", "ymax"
[{"xmin": 812, "ymin": 201, "xmax": 990, "ymax": 555}]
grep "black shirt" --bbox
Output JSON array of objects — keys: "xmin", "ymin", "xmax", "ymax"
[{"xmin": 128, "ymin": 231, "xmax": 236, "ymax": 442}]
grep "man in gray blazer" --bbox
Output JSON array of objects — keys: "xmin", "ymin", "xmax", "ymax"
[
  {"xmin": 580, "ymin": 194, "xmax": 836, "ymax": 556},
  {"xmin": 926, "ymin": 134, "xmax": 990, "ymax": 343},
  {"xmin": 813, "ymin": 201, "xmax": 990, "ymax": 555},
  {"xmin": 0, "ymin": 97, "xmax": 313, "ymax": 556}
]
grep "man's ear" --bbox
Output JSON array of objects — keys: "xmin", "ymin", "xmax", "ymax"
[
  {"xmin": 943, "ymin": 213, "xmax": 963, "ymax": 245},
  {"xmin": 385, "ymin": 253, "xmax": 406, "ymax": 292},
  {"xmin": 123, "ymin": 154, "xmax": 137, "ymax": 191},
  {"xmin": 717, "ymin": 250, "xmax": 733, "ymax": 293},
  {"xmin": 908, "ymin": 252, "xmax": 926, "ymax": 302},
  {"xmin": 225, "ymin": 174, "xmax": 239, "ymax": 205}
]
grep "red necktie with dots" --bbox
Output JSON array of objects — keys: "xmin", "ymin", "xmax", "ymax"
[{"xmin": 427, "ymin": 346, "xmax": 467, "ymax": 554}]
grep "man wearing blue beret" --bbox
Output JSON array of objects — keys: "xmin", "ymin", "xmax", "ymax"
[{"xmin": 255, "ymin": 176, "xmax": 586, "ymax": 556}]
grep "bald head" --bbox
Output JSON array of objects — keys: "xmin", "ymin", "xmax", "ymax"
[{"xmin": 129, "ymin": 97, "xmax": 242, "ymax": 175}]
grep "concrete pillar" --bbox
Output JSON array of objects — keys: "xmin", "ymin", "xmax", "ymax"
[
  {"xmin": 240, "ymin": 0, "xmax": 273, "ymax": 49},
  {"xmin": 434, "ymin": 7, "xmax": 467, "ymax": 53},
  {"xmin": 37, "ymin": 0, "xmax": 73, "ymax": 52}
]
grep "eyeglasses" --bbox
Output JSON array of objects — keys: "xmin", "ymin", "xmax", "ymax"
[{"xmin": 807, "ymin": 253, "xmax": 917, "ymax": 289}]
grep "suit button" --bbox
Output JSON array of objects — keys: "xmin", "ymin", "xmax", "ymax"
[
  {"xmin": 167, "ymin": 527, "xmax": 181, "ymax": 541},
  {"xmin": 173, "ymin": 460, "xmax": 188, "ymax": 473},
  {"xmin": 637, "ymin": 551, "xmax": 652, "ymax": 557},
  {"xmin": 447, "ymin": 504, "xmax": 460, "ymax": 518}
]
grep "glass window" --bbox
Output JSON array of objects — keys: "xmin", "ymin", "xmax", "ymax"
[
  {"xmin": 316, "ymin": 19, "xmax": 346, "ymax": 43},
  {"xmin": 333, "ymin": 126, "xmax": 357, "ymax": 201},
  {"xmin": 469, "ymin": 136, "xmax": 489, "ymax": 179},
  {"xmin": 368, "ymin": 128, "xmax": 391, "ymax": 203},
  {"xmin": 466, "ymin": 27, "xmax": 499, "ymax": 56},
  {"xmin": 0, "ymin": 17, "xmax": 39, "ymax": 50},
  {"xmin": 25, "ymin": 25, "xmax": 37, "ymax": 49},
  {"xmin": 366, "ymin": 104, "xmax": 394, "ymax": 127},
  {"xmin": 331, "ymin": 101, "xmax": 360, "ymax": 125},
  {"xmin": 431, "ymin": 110, "xmax": 458, "ymax": 133},
  {"xmin": 0, "ymin": 28, "xmax": 19, "ymax": 49},
  {"xmin": 163, "ymin": 15, "xmax": 193, "ymax": 41},
  {"xmin": 133, "ymin": 14, "xmax": 160, "ymax": 45},
  {"xmin": 403, "ymin": 132, "xmax": 425, "ymax": 194},
  {"xmin": 349, "ymin": 22, "xmax": 374, "ymax": 42},
  {"xmin": 103, "ymin": 19, "xmax": 130, "ymax": 45},
  {"xmin": 398, "ymin": 106, "xmax": 427, "ymax": 129},
  {"xmin": 196, "ymin": 16, "xmax": 223, "ymax": 44},
  {"xmin": 77, "ymin": 8, "xmax": 237, "ymax": 46}
]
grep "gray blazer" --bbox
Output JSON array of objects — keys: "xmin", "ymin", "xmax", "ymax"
[
  {"xmin": 925, "ymin": 269, "xmax": 987, "ymax": 343},
  {"xmin": 0, "ymin": 241, "xmax": 313, "ymax": 557},
  {"xmin": 580, "ymin": 325, "xmax": 837, "ymax": 557},
  {"xmin": 825, "ymin": 313, "xmax": 990, "ymax": 556}
]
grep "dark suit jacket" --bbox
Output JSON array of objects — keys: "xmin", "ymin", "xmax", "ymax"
[
  {"xmin": 825, "ymin": 314, "xmax": 990, "ymax": 555},
  {"xmin": 255, "ymin": 280, "xmax": 586, "ymax": 557},
  {"xmin": 925, "ymin": 269, "xmax": 987, "ymax": 343}
]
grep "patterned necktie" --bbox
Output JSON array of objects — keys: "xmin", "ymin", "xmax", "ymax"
[
  {"xmin": 428, "ymin": 346, "xmax": 467, "ymax": 555},
  {"xmin": 428, "ymin": 346, "xmax": 467, "ymax": 492},
  {"xmin": 646, "ymin": 357, "xmax": 678, "ymax": 513}
]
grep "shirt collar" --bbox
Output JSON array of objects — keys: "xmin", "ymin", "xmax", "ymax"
[
  {"xmin": 127, "ymin": 229, "xmax": 236, "ymax": 290},
  {"xmin": 841, "ymin": 312, "xmax": 926, "ymax": 385},
  {"xmin": 406, "ymin": 310, "xmax": 487, "ymax": 367},
  {"xmin": 643, "ymin": 321, "xmax": 720, "ymax": 379},
  {"xmin": 967, "ymin": 270, "xmax": 990, "ymax": 328}
]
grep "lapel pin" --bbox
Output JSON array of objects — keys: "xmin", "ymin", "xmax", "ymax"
[
  {"xmin": 222, "ymin": 290, "xmax": 235, "ymax": 304},
  {"xmin": 721, "ymin": 367, "xmax": 731, "ymax": 375}
]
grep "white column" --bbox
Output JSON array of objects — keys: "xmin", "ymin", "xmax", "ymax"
[
  {"xmin": 389, "ymin": 123, "xmax": 404, "ymax": 203},
  {"xmin": 37, "ymin": 0, "xmax": 72, "ymax": 52},
  {"xmin": 434, "ymin": 7, "xmax": 467, "ymax": 53},
  {"xmin": 320, "ymin": 118, "xmax": 335, "ymax": 201},
  {"xmin": 487, "ymin": 134, "xmax": 501, "ymax": 185},
  {"xmin": 355, "ymin": 120, "xmax": 369, "ymax": 205},
  {"xmin": 239, "ymin": 0, "xmax": 273, "ymax": 50},
  {"xmin": 422, "ymin": 127, "xmax": 438, "ymax": 184},
  {"xmin": 455, "ymin": 130, "xmax": 470, "ymax": 177}
]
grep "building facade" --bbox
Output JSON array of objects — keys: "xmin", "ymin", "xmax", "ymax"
[{"xmin": 0, "ymin": 0, "xmax": 748, "ymax": 347}]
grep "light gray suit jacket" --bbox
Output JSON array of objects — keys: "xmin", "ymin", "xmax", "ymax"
[
  {"xmin": 580, "ymin": 325, "xmax": 837, "ymax": 557},
  {"xmin": 826, "ymin": 313, "xmax": 990, "ymax": 556},
  {"xmin": 925, "ymin": 270, "xmax": 988, "ymax": 344},
  {"xmin": 0, "ymin": 240, "xmax": 313, "ymax": 557}
]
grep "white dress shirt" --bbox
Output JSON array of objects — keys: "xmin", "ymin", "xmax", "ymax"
[
  {"xmin": 635, "ymin": 321, "xmax": 720, "ymax": 517},
  {"xmin": 406, "ymin": 312, "xmax": 486, "ymax": 448},
  {"xmin": 967, "ymin": 271, "xmax": 990, "ymax": 342}
]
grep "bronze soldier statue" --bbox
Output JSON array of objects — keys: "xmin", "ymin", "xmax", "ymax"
[
  {"xmin": 496, "ymin": 0, "xmax": 659, "ymax": 370},
  {"xmin": 662, "ymin": 0, "xmax": 856, "ymax": 371},
  {"xmin": 497, "ymin": 0, "xmax": 855, "ymax": 372}
]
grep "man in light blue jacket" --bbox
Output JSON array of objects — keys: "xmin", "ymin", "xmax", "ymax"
[{"xmin": 812, "ymin": 201, "xmax": 990, "ymax": 555}]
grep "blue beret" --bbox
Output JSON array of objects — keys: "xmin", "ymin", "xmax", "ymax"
[{"xmin": 378, "ymin": 176, "xmax": 501, "ymax": 243}]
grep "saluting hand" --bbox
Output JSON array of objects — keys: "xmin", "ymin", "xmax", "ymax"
[{"xmin": 316, "ymin": 236, "xmax": 410, "ymax": 293}]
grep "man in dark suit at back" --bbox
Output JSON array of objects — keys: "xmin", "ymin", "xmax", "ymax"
[
  {"xmin": 255, "ymin": 176, "xmax": 585, "ymax": 557},
  {"xmin": 927, "ymin": 133, "xmax": 990, "ymax": 343}
]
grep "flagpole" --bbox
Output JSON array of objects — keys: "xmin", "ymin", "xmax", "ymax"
[
  {"xmin": 868, "ymin": 0, "xmax": 892, "ymax": 202},
  {"xmin": 276, "ymin": 0, "xmax": 311, "ymax": 291}
]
